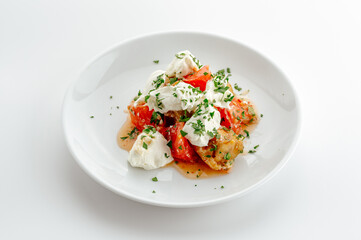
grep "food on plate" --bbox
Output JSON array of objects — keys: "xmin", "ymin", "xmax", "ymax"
[{"xmin": 118, "ymin": 50, "xmax": 259, "ymax": 177}]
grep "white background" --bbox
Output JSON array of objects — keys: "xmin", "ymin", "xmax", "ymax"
[{"xmin": 1, "ymin": 0, "xmax": 361, "ymax": 239}]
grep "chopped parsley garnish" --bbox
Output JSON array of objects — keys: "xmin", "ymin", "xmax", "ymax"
[
  {"xmin": 178, "ymin": 145, "xmax": 182, "ymax": 150},
  {"xmin": 207, "ymin": 131, "xmax": 214, "ymax": 138},
  {"xmin": 164, "ymin": 153, "xmax": 170, "ymax": 158},
  {"xmin": 224, "ymin": 152, "xmax": 231, "ymax": 160},
  {"xmin": 133, "ymin": 90, "xmax": 142, "ymax": 101},
  {"xmin": 237, "ymin": 134, "xmax": 245, "ymax": 140},
  {"xmin": 173, "ymin": 93, "xmax": 178, "ymax": 98},
  {"xmin": 181, "ymin": 99, "xmax": 188, "ymax": 104},
  {"xmin": 175, "ymin": 54, "xmax": 184, "ymax": 59},
  {"xmin": 214, "ymin": 85, "xmax": 229, "ymax": 94},
  {"xmin": 167, "ymin": 140, "xmax": 173, "ymax": 149},
  {"xmin": 153, "ymin": 74, "xmax": 165, "ymax": 89},
  {"xmin": 241, "ymin": 111, "xmax": 246, "ymax": 119},
  {"xmin": 190, "ymin": 54, "xmax": 203, "ymax": 68},
  {"xmin": 261, "ymin": 114, "xmax": 264, "ymax": 118},
  {"xmin": 221, "ymin": 185, "xmax": 225, "ymax": 189},
  {"xmin": 244, "ymin": 129, "xmax": 250, "ymax": 138},
  {"xmin": 155, "ymin": 93, "xmax": 164, "ymax": 109},
  {"xmin": 144, "ymin": 95, "xmax": 150, "ymax": 103},
  {"xmin": 128, "ymin": 127, "xmax": 139, "ymax": 139},
  {"xmin": 210, "ymin": 144, "xmax": 217, "ymax": 152},
  {"xmin": 203, "ymin": 72, "xmax": 208, "ymax": 76},
  {"xmin": 234, "ymin": 83, "xmax": 242, "ymax": 91},
  {"xmin": 224, "ymin": 94, "xmax": 234, "ymax": 102},
  {"xmin": 153, "ymin": 60, "xmax": 159, "ymax": 64},
  {"xmin": 143, "ymin": 142, "xmax": 148, "ymax": 150},
  {"xmin": 210, "ymin": 112, "xmax": 215, "ymax": 118},
  {"xmin": 254, "ymin": 145, "xmax": 259, "ymax": 149},
  {"xmin": 180, "ymin": 130, "xmax": 188, "ymax": 137},
  {"xmin": 120, "ymin": 136, "xmax": 128, "ymax": 140},
  {"xmin": 226, "ymin": 68, "xmax": 231, "ymax": 73},
  {"xmin": 90, "ymin": 116, "xmax": 94, "ymax": 118},
  {"xmin": 179, "ymin": 114, "xmax": 190, "ymax": 122},
  {"xmin": 152, "ymin": 177, "xmax": 158, "ymax": 182},
  {"xmin": 248, "ymin": 150, "xmax": 256, "ymax": 153},
  {"xmin": 169, "ymin": 77, "xmax": 178, "ymax": 85},
  {"xmin": 191, "ymin": 119, "xmax": 206, "ymax": 136},
  {"xmin": 205, "ymin": 155, "xmax": 211, "ymax": 158},
  {"xmin": 141, "ymin": 135, "xmax": 147, "ymax": 140},
  {"xmin": 109, "ymin": 96, "xmax": 113, "ymax": 99},
  {"xmin": 152, "ymin": 190, "xmax": 156, "ymax": 193},
  {"xmin": 150, "ymin": 111, "xmax": 163, "ymax": 125}
]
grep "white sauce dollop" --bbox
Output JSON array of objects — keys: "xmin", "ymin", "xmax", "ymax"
[
  {"xmin": 165, "ymin": 50, "xmax": 199, "ymax": 78},
  {"xmin": 205, "ymin": 75, "xmax": 234, "ymax": 109},
  {"xmin": 182, "ymin": 104, "xmax": 221, "ymax": 147},
  {"xmin": 128, "ymin": 128, "xmax": 173, "ymax": 170},
  {"xmin": 134, "ymin": 70, "xmax": 166, "ymax": 106},
  {"xmin": 147, "ymin": 81, "xmax": 204, "ymax": 113}
]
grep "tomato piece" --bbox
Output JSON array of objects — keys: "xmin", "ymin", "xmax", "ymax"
[
  {"xmin": 217, "ymin": 98, "xmax": 256, "ymax": 134},
  {"xmin": 128, "ymin": 103, "xmax": 163, "ymax": 132},
  {"xmin": 168, "ymin": 122, "xmax": 199, "ymax": 162},
  {"xmin": 183, "ymin": 65, "xmax": 211, "ymax": 91}
]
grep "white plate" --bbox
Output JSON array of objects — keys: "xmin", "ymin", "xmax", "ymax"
[{"xmin": 62, "ymin": 31, "xmax": 301, "ymax": 208}]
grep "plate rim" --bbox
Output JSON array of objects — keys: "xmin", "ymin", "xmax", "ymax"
[{"xmin": 62, "ymin": 30, "xmax": 302, "ymax": 208}]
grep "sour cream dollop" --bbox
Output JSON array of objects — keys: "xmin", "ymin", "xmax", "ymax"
[
  {"xmin": 135, "ymin": 70, "xmax": 166, "ymax": 106},
  {"xmin": 182, "ymin": 104, "xmax": 221, "ymax": 147},
  {"xmin": 205, "ymin": 74, "xmax": 234, "ymax": 109},
  {"xmin": 165, "ymin": 50, "xmax": 199, "ymax": 78},
  {"xmin": 147, "ymin": 81, "xmax": 204, "ymax": 113},
  {"xmin": 128, "ymin": 127, "xmax": 173, "ymax": 170}
]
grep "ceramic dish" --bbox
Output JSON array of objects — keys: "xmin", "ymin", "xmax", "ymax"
[{"xmin": 62, "ymin": 31, "xmax": 301, "ymax": 207}]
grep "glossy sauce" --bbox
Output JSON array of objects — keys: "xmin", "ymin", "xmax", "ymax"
[
  {"xmin": 117, "ymin": 117, "xmax": 138, "ymax": 151},
  {"xmin": 117, "ymin": 111, "xmax": 259, "ymax": 179}
]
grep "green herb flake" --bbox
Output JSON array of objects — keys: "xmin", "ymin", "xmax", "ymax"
[
  {"xmin": 210, "ymin": 144, "xmax": 217, "ymax": 152},
  {"xmin": 164, "ymin": 153, "xmax": 170, "ymax": 158},
  {"xmin": 90, "ymin": 116, "xmax": 94, "ymax": 118},
  {"xmin": 143, "ymin": 142, "xmax": 148, "ymax": 150},
  {"xmin": 254, "ymin": 145, "xmax": 259, "ymax": 149},
  {"xmin": 180, "ymin": 130, "xmax": 188, "ymax": 137},
  {"xmin": 224, "ymin": 152, "xmax": 231, "ymax": 160},
  {"xmin": 152, "ymin": 177, "xmax": 158, "ymax": 182},
  {"xmin": 169, "ymin": 77, "xmax": 178, "ymax": 85},
  {"xmin": 205, "ymin": 155, "xmax": 211, "ymax": 158},
  {"xmin": 175, "ymin": 161, "xmax": 179, "ymax": 164},
  {"xmin": 167, "ymin": 140, "xmax": 173, "ymax": 149},
  {"xmin": 244, "ymin": 130, "xmax": 250, "ymax": 138},
  {"xmin": 261, "ymin": 114, "xmax": 264, "ymax": 118},
  {"xmin": 227, "ymin": 68, "xmax": 231, "ymax": 73},
  {"xmin": 234, "ymin": 83, "xmax": 242, "ymax": 91},
  {"xmin": 221, "ymin": 185, "xmax": 225, "ymax": 189},
  {"xmin": 152, "ymin": 190, "xmax": 156, "ymax": 193},
  {"xmin": 178, "ymin": 145, "xmax": 182, "ymax": 150},
  {"xmin": 203, "ymin": 72, "xmax": 209, "ymax": 76},
  {"xmin": 144, "ymin": 95, "xmax": 150, "ymax": 103},
  {"xmin": 241, "ymin": 111, "xmax": 246, "ymax": 119},
  {"xmin": 109, "ymin": 96, "xmax": 113, "ymax": 99},
  {"xmin": 248, "ymin": 150, "xmax": 256, "ymax": 153},
  {"xmin": 120, "ymin": 136, "xmax": 128, "ymax": 140},
  {"xmin": 153, "ymin": 60, "xmax": 159, "ymax": 64}
]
